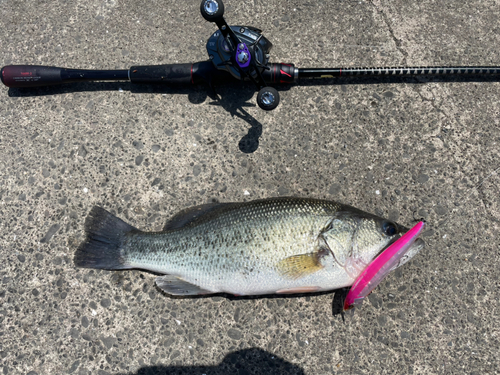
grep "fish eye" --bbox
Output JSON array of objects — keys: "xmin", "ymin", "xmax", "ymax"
[{"xmin": 383, "ymin": 222, "xmax": 397, "ymax": 236}]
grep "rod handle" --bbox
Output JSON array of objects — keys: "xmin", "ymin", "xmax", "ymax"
[
  {"xmin": 1, "ymin": 65, "xmax": 63, "ymax": 88},
  {"xmin": 129, "ymin": 64, "xmax": 194, "ymax": 85}
]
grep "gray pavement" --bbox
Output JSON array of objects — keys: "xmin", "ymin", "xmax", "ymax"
[{"xmin": 1, "ymin": 0, "xmax": 500, "ymax": 374}]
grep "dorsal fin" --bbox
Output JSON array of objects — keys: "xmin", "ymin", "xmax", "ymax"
[{"xmin": 163, "ymin": 202, "xmax": 230, "ymax": 231}]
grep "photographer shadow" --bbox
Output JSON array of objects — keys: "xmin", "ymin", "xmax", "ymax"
[{"xmin": 120, "ymin": 348, "xmax": 305, "ymax": 375}]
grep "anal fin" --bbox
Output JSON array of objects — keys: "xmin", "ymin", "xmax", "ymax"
[{"xmin": 155, "ymin": 275, "xmax": 213, "ymax": 296}]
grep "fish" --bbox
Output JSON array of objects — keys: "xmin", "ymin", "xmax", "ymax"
[{"xmin": 74, "ymin": 197, "xmax": 424, "ymax": 296}]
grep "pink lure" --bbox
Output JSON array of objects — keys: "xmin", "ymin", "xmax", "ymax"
[{"xmin": 344, "ymin": 221, "xmax": 425, "ymax": 310}]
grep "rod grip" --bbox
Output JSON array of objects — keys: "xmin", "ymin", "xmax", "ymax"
[
  {"xmin": 129, "ymin": 64, "xmax": 194, "ymax": 85},
  {"xmin": 1, "ymin": 65, "xmax": 63, "ymax": 87}
]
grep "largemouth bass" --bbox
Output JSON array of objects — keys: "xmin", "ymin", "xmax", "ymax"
[{"xmin": 74, "ymin": 197, "xmax": 424, "ymax": 296}]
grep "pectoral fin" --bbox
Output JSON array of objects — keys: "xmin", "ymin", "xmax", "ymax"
[
  {"xmin": 155, "ymin": 275, "xmax": 213, "ymax": 296},
  {"xmin": 277, "ymin": 252, "xmax": 325, "ymax": 280}
]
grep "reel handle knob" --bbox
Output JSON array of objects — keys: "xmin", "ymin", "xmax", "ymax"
[
  {"xmin": 257, "ymin": 87, "xmax": 280, "ymax": 111},
  {"xmin": 200, "ymin": 0, "xmax": 224, "ymax": 22}
]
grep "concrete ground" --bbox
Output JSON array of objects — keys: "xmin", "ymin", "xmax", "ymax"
[{"xmin": 1, "ymin": 0, "xmax": 499, "ymax": 374}]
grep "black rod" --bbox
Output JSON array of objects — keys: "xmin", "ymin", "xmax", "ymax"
[
  {"xmin": 61, "ymin": 69, "xmax": 129, "ymax": 81},
  {"xmin": 298, "ymin": 66, "xmax": 500, "ymax": 79},
  {"xmin": 0, "ymin": 65, "xmax": 129, "ymax": 88}
]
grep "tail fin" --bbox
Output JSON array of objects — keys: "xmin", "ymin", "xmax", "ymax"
[{"xmin": 74, "ymin": 206, "xmax": 137, "ymax": 270}]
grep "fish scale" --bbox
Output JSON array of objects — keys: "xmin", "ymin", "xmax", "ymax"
[
  {"xmin": 74, "ymin": 197, "xmax": 424, "ymax": 296},
  {"xmin": 124, "ymin": 199, "xmax": 333, "ymax": 281}
]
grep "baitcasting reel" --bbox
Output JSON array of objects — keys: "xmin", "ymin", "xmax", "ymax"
[{"xmin": 201, "ymin": 0, "xmax": 281, "ymax": 110}]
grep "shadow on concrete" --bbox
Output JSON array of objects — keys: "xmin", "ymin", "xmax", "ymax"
[
  {"xmin": 10, "ymin": 73, "xmax": 493, "ymax": 153},
  {"xmin": 117, "ymin": 348, "xmax": 305, "ymax": 375},
  {"xmin": 205, "ymin": 84, "xmax": 264, "ymax": 154},
  {"xmin": 7, "ymin": 81, "xmax": 269, "ymax": 154},
  {"xmin": 331, "ymin": 287, "xmax": 350, "ymax": 319},
  {"xmin": 7, "ymin": 81, "xmax": 208, "ymax": 103},
  {"xmin": 148, "ymin": 280, "xmax": 349, "ymax": 318}
]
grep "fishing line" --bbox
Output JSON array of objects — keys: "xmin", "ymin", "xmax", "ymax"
[{"xmin": 465, "ymin": 166, "xmax": 500, "ymax": 200}]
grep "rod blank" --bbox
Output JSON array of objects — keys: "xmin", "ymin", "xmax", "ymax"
[{"xmin": 298, "ymin": 66, "xmax": 500, "ymax": 79}]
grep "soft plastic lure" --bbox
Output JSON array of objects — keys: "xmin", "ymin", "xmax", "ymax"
[{"xmin": 344, "ymin": 221, "xmax": 425, "ymax": 310}]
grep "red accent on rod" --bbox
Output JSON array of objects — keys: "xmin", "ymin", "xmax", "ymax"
[{"xmin": 280, "ymin": 69, "xmax": 291, "ymax": 78}]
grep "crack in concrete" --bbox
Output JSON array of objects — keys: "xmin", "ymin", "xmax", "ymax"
[
  {"xmin": 445, "ymin": 160, "xmax": 499, "ymax": 240},
  {"xmin": 369, "ymin": 1, "xmax": 408, "ymax": 65},
  {"xmin": 369, "ymin": 2, "xmax": 453, "ymax": 126},
  {"xmin": 369, "ymin": 2, "xmax": 455, "ymax": 121},
  {"xmin": 414, "ymin": 88, "xmax": 450, "ymax": 121},
  {"xmin": 472, "ymin": 171, "xmax": 500, "ymax": 221}
]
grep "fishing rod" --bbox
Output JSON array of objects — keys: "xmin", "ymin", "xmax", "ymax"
[{"xmin": 2, "ymin": 0, "xmax": 500, "ymax": 110}]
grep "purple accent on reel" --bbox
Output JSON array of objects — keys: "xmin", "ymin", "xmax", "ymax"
[{"xmin": 235, "ymin": 43, "xmax": 251, "ymax": 69}]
